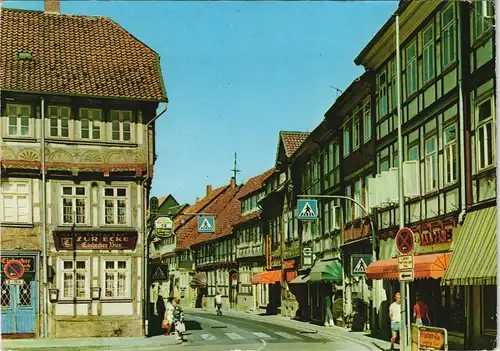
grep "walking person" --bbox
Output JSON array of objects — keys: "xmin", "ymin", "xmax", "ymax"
[
  {"xmin": 173, "ymin": 298, "xmax": 186, "ymax": 341},
  {"xmin": 414, "ymin": 294, "xmax": 431, "ymax": 326},
  {"xmin": 163, "ymin": 297, "xmax": 175, "ymax": 336},
  {"xmin": 215, "ymin": 290, "xmax": 223, "ymax": 316},
  {"xmin": 156, "ymin": 295, "xmax": 166, "ymax": 335},
  {"xmin": 324, "ymin": 294, "xmax": 334, "ymax": 327},
  {"xmin": 389, "ymin": 292, "xmax": 401, "ymax": 351}
]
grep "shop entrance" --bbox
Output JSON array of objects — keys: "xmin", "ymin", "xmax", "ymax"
[{"xmin": 1, "ymin": 280, "xmax": 37, "ymax": 336}]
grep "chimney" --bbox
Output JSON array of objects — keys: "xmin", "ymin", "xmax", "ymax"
[
  {"xmin": 206, "ymin": 185, "xmax": 212, "ymax": 196},
  {"xmin": 195, "ymin": 197, "xmax": 200, "ymax": 203},
  {"xmin": 230, "ymin": 177, "xmax": 236, "ymax": 188},
  {"xmin": 44, "ymin": 0, "xmax": 60, "ymax": 14}
]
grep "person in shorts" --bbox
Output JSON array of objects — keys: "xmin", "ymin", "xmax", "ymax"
[{"xmin": 389, "ymin": 292, "xmax": 401, "ymax": 350}]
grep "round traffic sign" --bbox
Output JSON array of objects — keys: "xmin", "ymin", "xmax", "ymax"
[
  {"xmin": 4, "ymin": 260, "xmax": 25, "ymax": 280},
  {"xmin": 395, "ymin": 228, "xmax": 414, "ymax": 255}
]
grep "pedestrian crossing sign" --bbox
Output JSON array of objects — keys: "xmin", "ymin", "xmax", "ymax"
[
  {"xmin": 351, "ymin": 254, "xmax": 372, "ymax": 276},
  {"xmin": 198, "ymin": 216, "xmax": 215, "ymax": 233},
  {"xmin": 297, "ymin": 199, "xmax": 318, "ymax": 220}
]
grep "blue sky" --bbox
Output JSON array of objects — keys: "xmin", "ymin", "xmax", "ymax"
[{"xmin": 7, "ymin": 1, "xmax": 397, "ymax": 205}]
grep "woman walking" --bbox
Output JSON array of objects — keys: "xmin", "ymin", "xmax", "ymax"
[
  {"xmin": 163, "ymin": 297, "xmax": 175, "ymax": 336},
  {"xmin": 173, "ymin": 297, "xmax": 186, "ymax": 341}
]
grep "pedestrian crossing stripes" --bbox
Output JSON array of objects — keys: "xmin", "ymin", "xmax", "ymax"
[
  {"xmin": 251, "ymin": 332, "xmax": 274, "ymax": 339},
  {"xmin": 225, "ymin": 332, "xmax": 245, "ymax": 340},
  {"xmin": 184, "ymin": 330, "xmax": 328, "ymax": 342},
  {"xmin": 273, "ymin": 331, "xmax": 301, "ymax": 340}
]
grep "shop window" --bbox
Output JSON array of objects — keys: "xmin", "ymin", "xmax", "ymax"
[
  {"xmin": 103, "ymin": 260, "xmax": 130, "ymax": 298},
  {"xmin": 482, "ymin": 285, "xmax": 496, "ymax": 334},
  {"xmin": 61, "ymin": 259, "xmax": 90, "ymax": 299}
]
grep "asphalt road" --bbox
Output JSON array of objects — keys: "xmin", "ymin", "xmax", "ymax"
[{"xmin": 2, "ymin": 311, "xmax": 380, "ymax": 351}]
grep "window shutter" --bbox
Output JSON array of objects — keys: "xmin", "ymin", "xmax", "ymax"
[{"xmin": 3, "ymin": 195, "xmax": 16, "ymax": 222}]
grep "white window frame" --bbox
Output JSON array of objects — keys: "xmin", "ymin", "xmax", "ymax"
[
  {"xmin": 354, "ymin": 180, "xmax": 362, "ymax": 219},
  {"xmin": 442, "ymin": 3, "xmax": 456, "ymax": 68},
  {"xmin": 102, "ymin": 186, "xmax": 130, "ymax": 226},
  {"xmin": 60, "ymin": 184, "xmax": 90, "ymax": 226},
  {"xmin": 6, "ymin": 104, "xmax": 31, "ymax": 137},
  {"xmin": 48, "ymin": 105, "xmax": 71, "ymax": 138},
  {"xmin": 475, "ymin": 96, "xmax": 496, "ymax": 171},
  {"xmin": 345, "ymin": 185, "xmax": 352, "ymax": 222},
  {"xmin": 474, "ymin": 0, "xmax": 493, "ymax": 41},
  {"xmin": 79, "ymin": 108, "xmax": 103, "ymax": 140},
  {"xmin": 343, "ymin": 123, "xmax": 351, "ymax": 157},
  {"xmin": 425, "ymin": 136, "xmax": 438, "ymax": 192},
  {"xmin": 406, "ymin": 42, "xmax": 417, "ymax": 96},
  {"xmin": 101, "ymin": 257, "xmax": 131, "ymax": 299},
  {"xmin": 352, "ymin": 115, "xmax": 360, "ymax": 151},
  {"xmin": 378, "ymin": 70, "xmax": 388, "ymax": 119},
  {"xmin": 408, "ymin": 144, "xmax": 419, "ymax": 161},
  {"xmin": 363, "ymin": 100, "xmax": 371, "ymax": 143},
  {"xmin": 443, "ymin": 123, "xmax": 458, "ymax": 185},
  {"xmin": 58, "ymin": 257, "xmax": 91, "ymax": 300},
  {"xmin": 110, "ymin": 110, "xmax": 133, "ymax": 142},
  {"xmin": 1, "ymin": 181, "xmax": 31, "ymax": 224},
  {"xmin": 423, "ymin": 24, "xmax": 435, "ymax": 83}
]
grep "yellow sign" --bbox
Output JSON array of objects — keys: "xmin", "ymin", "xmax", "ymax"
[
  {"xmin": 398, "ymin": 255, "xmax": 414, "ymax": 271},
  {"xmin": 419, "ymin": 327, "xmax": 446, "ymax": 350}
]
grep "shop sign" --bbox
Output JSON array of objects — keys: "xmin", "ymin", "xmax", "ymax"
[
  {"xmin": 418, "ymin": 228, "xmax": 452, "ymax": 247},
  {"xmin": 283, "ymin": 259, "xmax": 295, "ymax": 270},
  {"xmin": 285, "ymin": 270, "xmax": 297, "ymax": 282},
  {"xmin": 302, "ymin": 247, "xmax": 312, "ymax": 267},
  {"xmin": 0, "ymin": 256, "xmax": 36, "ymax": 273},
  {"xmin": 53, "ymin": 231, "xmax": 138, "ymax": 250},
  {"xmin": 265, "ymin": 235, "xmax": 271, "ymax": 270},
  {"xmin": 155, "ymin": 216, "xmax": 173, "ymax": 237},
  {"xmin": 416, "ymin": 325, "xmax": 448, "ymax": 350}
]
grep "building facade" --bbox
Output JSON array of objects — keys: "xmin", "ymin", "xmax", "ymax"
[{"xmin": 1, "ymin": 2, "xmax": 167, "ymax": 338}]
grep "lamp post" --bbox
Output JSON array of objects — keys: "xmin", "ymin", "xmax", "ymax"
[{"xmin": 297, "ymin": 194, "xmax": 377, "ymax": 332}]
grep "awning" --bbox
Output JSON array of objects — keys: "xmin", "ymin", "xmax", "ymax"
[
  {"xmin": 442, "ymin": 206, "xmax": 497, "ymax": 286},
  {"xmin": 190, "ymin": 272, "xmax": 207, "ymax": 288},
  {"xmin": 251, "ymin": 270, "xmax": 281, "ymax": 285},
  {"xmin": 289, "ymin": 274, "xmax": 310, "ymax": 284},
  {"xmin": 366, "ymin": 252, "xmax": 452, "ymax": 280},
  {"xmin": 309, "ymin": 259, "xmax": 343, "ymax": 282}
]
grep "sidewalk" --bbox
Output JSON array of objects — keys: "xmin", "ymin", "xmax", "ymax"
[
  {"xmin": 185, "ymin": 307, "xmax": 394, "ymax": 351},
  {"xmin": 0, "ymin": 334, "xmax": 181, "ymax": 350}
]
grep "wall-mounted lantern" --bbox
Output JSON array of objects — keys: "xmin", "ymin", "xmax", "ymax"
[
  {"xmin": 91, "ymin": 287, "xmax": 101, "ymax": 300},
  {"xmin": 49, "ymin": 288, "xmax": 59, "ymax": 302}
]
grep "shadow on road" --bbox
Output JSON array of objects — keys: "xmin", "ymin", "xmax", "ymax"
[{"xmin": 185, "ymin": 320, "xmax": 203, "ymax": 331}]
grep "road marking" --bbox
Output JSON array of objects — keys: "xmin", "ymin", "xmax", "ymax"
[
  {"xmin": 297, "ymin": 331, "xmax": 324, "ymax": 339},
  {"xmin": 225, "ymin": 332, "xmax": 245, "ymax": 340},
  {"xmin": 273, "ymin": 331, "xmax": 301, "ymax": 340},
  {"xmin": 251, "ymin": 332, "xmax": 273, "ymax": 339},
  {"xmin": 201, "ymin": 333, "xmax": 217, "ymax": 341}
]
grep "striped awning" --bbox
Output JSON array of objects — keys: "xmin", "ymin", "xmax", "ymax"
[
  {"xmin": 442, "ymin": 206, "xmax": 497, "ymax": 286},
  {"xmin": 289, "ymin": 274, "xmax": 310, "ymax": 284},
  {"xmin": 309, "ymin": 259, "xmax": 343, "ymax": 282}
]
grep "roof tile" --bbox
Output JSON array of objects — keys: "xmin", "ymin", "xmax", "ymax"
[
  {"xmin": 1, "ymin": 9, "xmax": 166, "ymax": 101},
  {"xmin": 281, "ymin": 132, "xmax": 310, "ymax": 157}
]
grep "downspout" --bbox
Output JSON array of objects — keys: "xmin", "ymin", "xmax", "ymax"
[
  {"xmin": 41, "ymin": 97, "xmax": 49, "ymax": 338},
  {"xmin": 142, "ymin": 102, "xmax": 167, "ymax": 336},
  {"xmin": 457, "ymin": 1, "xmax": 467, "ymax": 225}
]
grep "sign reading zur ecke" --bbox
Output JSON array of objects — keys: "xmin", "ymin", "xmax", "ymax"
[{"xmin": 53, "ymin": 232, "xmax": 138, "ymax": 250}]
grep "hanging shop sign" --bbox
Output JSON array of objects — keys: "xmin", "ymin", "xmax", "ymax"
[
  {"xmin": 265, "ymin": 235, "xmax": 272, "ymax": 270},
  {"xmin": 155, "ymin": 216, "xmax": 174, "ymax": 237},
  {"xmin": 283, "ymin": 259, "xmax": 295, "ymax": 270},
  {"xmin": 53, "ymin": 231, "xmax": 138, "ymax": 250}
]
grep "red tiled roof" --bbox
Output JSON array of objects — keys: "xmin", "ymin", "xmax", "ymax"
[
  {"xmin": 238, "ymin": 168, "xmax": 275, "ymax": 200},
  {"xmin": 1, "ymin": 8, "xmax": 167, "ymax": 101},
  {"xmin": 175, "ymin": 185, "xmax": 228, "ymax": 250},
  {"xmin": 281, "ymin": 132, "xmax": 310, "ymax": 157},
  {"xmin": 178, "ymin": 186, "xmax": 241, "ymax": 248},
  {"xmin": 233, "ymin": 211, "xmax": 260, "ymax": 227}
]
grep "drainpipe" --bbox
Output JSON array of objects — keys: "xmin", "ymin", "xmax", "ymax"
[
  {"xmin": 457, "ymin": 1, "xmax": 467, "ymax": 225},
  {"xmin": 40, "ymin": 97, "xmax": 49, "ymax": 338},
  {"xmin": 142, "ymin": 102, "xmax": 167, "ymax": 336}
]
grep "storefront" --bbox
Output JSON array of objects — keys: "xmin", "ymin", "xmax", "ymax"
[
  {"xmin": 281, "ymin": 257, "xmax": 299, "ymax": 318},
  {"xmin": 47, "ymin": 229, "xmax": 142, "ymax": 338},
  {"xmin": 441, "ymin": 206, "xmax": 497, "ymax": 350},
  {"xmin": 251, "ymin": 269, "xmax": 281, "ymax": 314},
  {"xmin": 1, "ymin": 252, "xmax": 39, "ymax": 338},
  {"xmin": 367, "ymin": 218, "xmax": 460, "ymax": 341},
  {"xmin": 307, "ymin": 259, "xmax": 342, "ymax": 324}
]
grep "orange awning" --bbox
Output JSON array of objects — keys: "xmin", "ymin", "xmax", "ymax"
[
  {"xmin": 251, "ymin": 270, "xmax": 282, "ymax": 285},
  {"xmin": 366, "ymin": 252, "xmax": 452, "ymax": 280}
]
